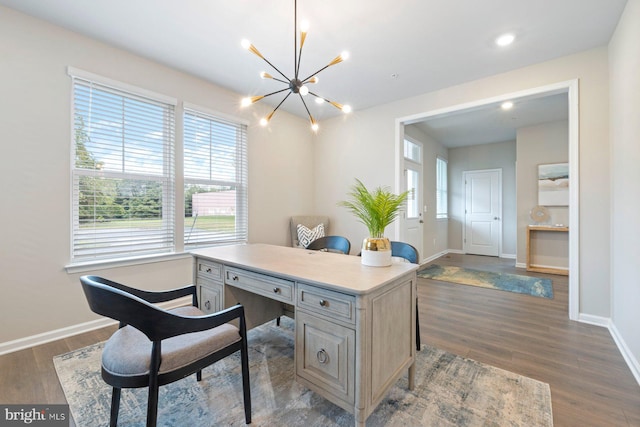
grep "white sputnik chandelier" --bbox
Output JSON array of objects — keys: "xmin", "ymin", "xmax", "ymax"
[{"xmin": 240, "ymin": 0, "xmax": 351, "ymax": 132}]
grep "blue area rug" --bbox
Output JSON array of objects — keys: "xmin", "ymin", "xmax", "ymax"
[
  {"xmin": 54, "ymin": 317, "xmax": 553, "ymax": 426},
  {"xmin": 418, "ymin": 264, "xmax": 554, "ymax": 299}
]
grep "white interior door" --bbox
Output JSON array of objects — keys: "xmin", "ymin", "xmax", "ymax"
[
  {"xmin": 401, "ymin": 139, "xmax": 423, "ymax": 258},
  {"xmin": 464, "ymin": 169, "xmax": 502, "ymax": 256}
]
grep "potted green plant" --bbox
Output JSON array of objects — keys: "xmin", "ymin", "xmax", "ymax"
[{"xmin": 338, "ymin": 179, "xmax": 409, "ymax": 266}]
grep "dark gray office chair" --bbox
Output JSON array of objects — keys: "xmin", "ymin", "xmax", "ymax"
[
  {"xmin": 306, "ymin": 235, "xmax": 351, "ymax": 254},
  {"xmin": 80, "ymin": 275, "xmax": 251, "ymax": 427}
]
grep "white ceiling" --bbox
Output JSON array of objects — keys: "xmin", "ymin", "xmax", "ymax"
[
  {"xmin": 411, "ymin": 93, "xmax": 569, "ymax": 148},
  {"xmin": 0, "ymin": 0, "xmax": 626, "ymax": 142}
]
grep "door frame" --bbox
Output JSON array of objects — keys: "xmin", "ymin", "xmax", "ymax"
[
  {"xmin": 400, "ymin": 136, "xmax": 424, "ymax": 258},
  {"xmin": 394, "ymin": 79, "xmax": 579, "ymax": 321},
  {"xmin": 463, "ymin": 168, "xmax": 502, "ymax": 256}
]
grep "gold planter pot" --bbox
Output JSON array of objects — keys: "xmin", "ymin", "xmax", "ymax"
[{"xmin": 360, "ymin": 237, "xmax": 392, "ymax": 267}]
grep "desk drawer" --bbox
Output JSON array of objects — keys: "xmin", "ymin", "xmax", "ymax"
[
  {"xmin": 198, "ymin": 280, "xmax": 222, "ymax": 314},
  {"xmin": 298, "ymin": 283, "xmax": 356, "ymax": 324},
  {"xmin": 196, "ymin": 259, "xmax": 223, "ymax": 282},
  {"xmin": 296, "ymin": 311, "xmax": 355, "ymax": 404},
  {"xmin": 225, "ymin": 266, "xmax": 294, "ymax": 303}
]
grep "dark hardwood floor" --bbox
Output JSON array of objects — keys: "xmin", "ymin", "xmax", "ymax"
[
  {"xmin": 420, "ymin": 253, "xmax": 640, "ymax": 426},
  {"xmin": 0, "ymin": 253, "xmax": 638, "ymax": 426}
]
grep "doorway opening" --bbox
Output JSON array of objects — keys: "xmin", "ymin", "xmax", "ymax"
[{"xmin": 393, "ymin": 80, "xmax": 579, "ymax": 320}]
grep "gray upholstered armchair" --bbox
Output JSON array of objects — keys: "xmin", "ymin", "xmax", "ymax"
[{"xmin": 290, "ymin": 215, "xmax": 329, "ymax": 248}]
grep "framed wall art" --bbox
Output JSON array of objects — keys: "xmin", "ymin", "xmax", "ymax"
[{"xmin": 538, "ymin": 163, "xmax": 569, "ymax": 206}]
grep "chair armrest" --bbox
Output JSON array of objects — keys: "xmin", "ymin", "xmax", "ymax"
[{"xmin": 153, "ymin": 304, "xmax": 247, "ymax": 340}]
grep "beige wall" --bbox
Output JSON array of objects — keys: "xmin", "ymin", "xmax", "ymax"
[
  {"xmin": 448, "ymin": 141, "xmax": 517, "ymax": 256},
  {"xmin": 515, "ymin": 120, "xmax": 569, "ymax": 267},
  {"xmin": 317, "ymin": 47, "xmax": 610, "ymax": 318},
  {"xmin": 609, "ymin": 0, "xmax": 640, "ymax": 375},
  {"xmin": 0, "ymin": 7, "xmax": 312, "ymax": 345}
]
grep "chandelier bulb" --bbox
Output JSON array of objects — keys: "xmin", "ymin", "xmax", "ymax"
[
  {"xmin": 299, "ymin": 85, "xmax": 309, "ymax": 96},
  {"xmin": 311, "ymin": 123, "xmax": 319, "ymax": 132},
  {"xmin": 241, "ymin": 97, "xmax": 252, "ymax": 107},
  {"xmin": 260, "ymin": 71, "xmax": 272, "ymax": 79},
  {"xmin": 342, "ymin": 104, "xmax": 352, "ymax": 114},
  {"xmin": 300, "ymin": 20, "xmax": 310, "ymax": 33},
  {"xmin": 340, "ymin": 51, "xmax": 350, "ymax": 61},
  {"xmin": 259, "ymin": 118, "xmax": 269, "ymax": 126},
  {"xmin": 241, "ymin": 39, "xmax": 251, "ymax": 50},
  {"xmin": 315, "ymin": 97, "xmax": 324, "ymax": 104}
]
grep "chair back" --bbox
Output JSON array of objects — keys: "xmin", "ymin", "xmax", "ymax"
[
  {"xmin": 306, "ymin": 235, "xmax": 351, "ymax": 254},
  {"xmin": 290, "ymin": 215, "xmax": 329, "ymax": 247},
  {"xmin": 390, "ymin": 241, "xmax": 419, "ymax": 264},
  {"xmin": 80, "ymin": 276, "xmax": 168, "ymax": 340}
]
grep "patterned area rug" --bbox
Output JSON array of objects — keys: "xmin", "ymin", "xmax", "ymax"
[
  {"xmin": 54, "ymin": 318, "xmax": 553, "ymax": 426},
  {"xmin": 418, "ymin": 264, "xmax": 554, "ymax": 299}
]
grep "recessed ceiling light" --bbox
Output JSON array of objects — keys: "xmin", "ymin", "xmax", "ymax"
[
  {"xmin": 501, "ymin": 101, "xmax": 514, "ymax": 110},
  {"xmin": 495, "ymin": 33, "xmax": 515, "ymax": 47}
]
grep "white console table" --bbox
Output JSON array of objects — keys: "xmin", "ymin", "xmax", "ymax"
[{"xmin": 191, "ymin": 243, "xmax": 418, "ymax": 427}]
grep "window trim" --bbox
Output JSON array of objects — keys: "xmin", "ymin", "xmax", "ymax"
[
  {"xmin": 183, "ymin": 104, "xmax": 249, "ymax": 249},
  {"xmin": 436, "ymin": 156, "xmax": 448, "ymax": 219},
  {"xmin": 68, "ymin": 68, "xmax": 177, "ymax": 265}
]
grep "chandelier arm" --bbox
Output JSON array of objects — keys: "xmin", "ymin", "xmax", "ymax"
[
  {"xmin": 309, "ymin": 91, "xmax": 344, "ymax": 111},
  {"xmin": 270, "ymin": 77, "xmax": 290, "ymax": 84},
  {"xmin": 298, "ymin": 93, "xmax": 314, "ymax": 120},
  {"xmin": 259, "ymin": 87, "xmax": 291, "ymax": 101},
  {"xmin": 296, "ymin": 44, "xmax": 304, "ymax": 79},
  {"xmin": 257, "ymin": 55, "xmax": 291, "ymax": 82},
  {"xmin": 267, "ymin": 91, "xmax": 293, "ymax": 120},
  {"xmin": 300, "ymin": 62, "xmax": 335, "ymax": 84}
]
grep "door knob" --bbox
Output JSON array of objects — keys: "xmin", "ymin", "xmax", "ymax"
[{"xmin": 494, "ymin": 217, "xmax": 500, "ymax": 220}]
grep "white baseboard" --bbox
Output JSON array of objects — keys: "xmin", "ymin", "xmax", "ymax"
[
  {"xmin": 577, "ymin": 313, "xmax": 640, "ymax": 387},
  {"xmin": 422, "ymin": 250, "xmax": 449, "ymax": 264},
  {"xmin": 0, "ymin": 296, "xmax": 191, "ymax": 356},
  {"xmin": 515, "ymin": 262, "xmax": 527, "ymax": 269},
  {"xmin": 446, "ymin": 249, "xmax": 465, "ymax": 254},
  {"xmin": 500, "ymin": 253, "xmax": 516, "ymax": 259},
  {"xmin": 577, "ymin": 313, "xmax": 610, "ymax": 328},
  {"xmin": 609, "ymin": 321, "xmax": 640, "ymax": 387}
]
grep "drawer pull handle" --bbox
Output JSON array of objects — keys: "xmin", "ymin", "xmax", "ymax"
[
  {"xmin": 206, "ymin": 268, "xmax": 212, "ymax": 273},
  {"xmin": 232, "ymin": 275, "xmax": 239, "ymax": 281},
  {"xmin": 273, "ymin": 287, "xmax": 280, "ymax": 294},
  {"xmin": 319, "ymin": 299, "xmax": 327, "ymax": 307},
  {"xmin": 204, "ymin": 300, "xmax": 211, "ymax": 310},
  {"xmin": 317, "ymin": 349, "xmax": 329, "ymax": 364}
]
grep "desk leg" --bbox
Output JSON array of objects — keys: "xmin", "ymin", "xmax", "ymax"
[
  {"xmin": 408, "ymin": 362, "xmax": 416, "ymax": 390},
  {"xmin": 354, "ymin": 408, "xmax": 366, "ymax": 427}
]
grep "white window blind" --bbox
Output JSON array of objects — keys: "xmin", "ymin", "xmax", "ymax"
[
  {"xmin": 436, "ymin": 157, "xmax": 448, "ymax": 219},
  {"xmin": 183, "ymin": 107, "xmax": 248, "ymax": 248},
  {"xmin": 71, "ymin": 76, "xmax": 175, "ymax": 262}
]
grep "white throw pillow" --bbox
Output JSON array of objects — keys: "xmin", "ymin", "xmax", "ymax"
[{"xmin": 297, "ymin": 223, "xmax": 325, "ymax": 248}]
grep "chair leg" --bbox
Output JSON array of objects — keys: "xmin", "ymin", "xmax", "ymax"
[
  {"xmin": 415, "ymin": 301, "xmax": 421, "ymax": 351},
  {"xmin": 110, "ymin": 387, "xmax": 121, "ymax": 427},
  {"xmin": 240, "ymin": 339, "xmax": 252, "ymax": 424},
  {"xmin": 147, "ymin": 342, "xmax": 161, "ymax": 427},
  {"xmin": 197, "ymin": 369, "xmax": 202, "ymax": 381},
  {"xmin": 276, "ymin": 316, "xmax": 280, "ymax": 327}
]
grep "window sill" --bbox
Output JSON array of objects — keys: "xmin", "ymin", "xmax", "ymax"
[{"xmin": 65, "ymin": 252, "xmax": 193, "ymax": 274}]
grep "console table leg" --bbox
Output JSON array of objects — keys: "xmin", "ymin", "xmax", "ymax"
[{"xmin": 408, "ymin": 362, "xmax": 416, "ymax": 390}]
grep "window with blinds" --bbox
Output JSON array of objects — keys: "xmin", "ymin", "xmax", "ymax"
[
  {"xmin": 71, "ymin": 75, "xmax": 176, "ymax": 262},
  {"xmin": 183, "ymin": 107, "xmax": 248, "ymax": 248},
  {"xmin": 436, "ymin": 157, "xmax": 448, "ymax": 219}
]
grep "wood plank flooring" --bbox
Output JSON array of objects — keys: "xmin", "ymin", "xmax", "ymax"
[
  {"xmin": 0, "ymin": 253, "xmax": 638, "ymax": 426},
  {"xmin": 420, "ymin": 253, "xmax": 640, "ymax": 426}
]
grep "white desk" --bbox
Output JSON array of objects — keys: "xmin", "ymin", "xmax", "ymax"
[{"xmin": 191, "ymin": 243, "xmax": 417, "ymax": 427}]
